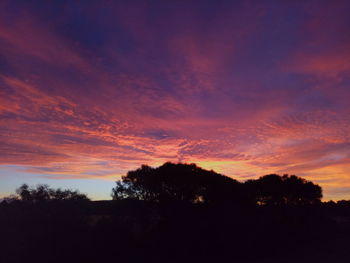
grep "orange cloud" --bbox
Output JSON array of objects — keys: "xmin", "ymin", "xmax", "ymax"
[{"xmin": 1, "ymin": 1, "xmax": 350, "ymax": 200}]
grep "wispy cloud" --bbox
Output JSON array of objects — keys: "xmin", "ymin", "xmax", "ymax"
[{"xmin": 1, "ymin": 0, "xmax": 350, "ymax": 200}]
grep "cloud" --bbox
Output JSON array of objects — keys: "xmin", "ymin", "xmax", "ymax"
[{"xmin": 1, "ymin": 0, "xmax": 350, "ymax": 200}]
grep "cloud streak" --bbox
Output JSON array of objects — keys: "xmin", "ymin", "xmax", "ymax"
[{"xmin": 1, "ymin": 0, "xmax": 350, "ymax": 200}]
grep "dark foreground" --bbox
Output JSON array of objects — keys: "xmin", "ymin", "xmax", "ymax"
[{"xmin": 1, "ymin": 200, "xmax": 350, "ymax": 263}]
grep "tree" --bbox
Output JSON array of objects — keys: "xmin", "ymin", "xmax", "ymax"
[
  {"xmin": 112, "ymin": 162, "xmax": 242, "ymax": 204},
  {"xmin": 14, "ymin": 184, "xmax": 89, "ymax": 203},
  {"xmin": 244, "ymin": 174, "xmax": 322, "ymax": 206},
  {"xmin": 16, "ymin": 184, "xmax": 32, "ymax": 201}
]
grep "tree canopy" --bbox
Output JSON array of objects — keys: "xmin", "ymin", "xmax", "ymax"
[
  {"xmin": 14, "ymin": 184, "xmax": 89, "ymax": 203},
  {"xmin": 112, "ymin": 162, "xmax": 242, "ymax": 204},
  {"xmin": 112, "ymin": 162, "xmax": 322, "ymax": 206},
  {"xmin": 244, "ymin": 174, "xmax": 322, "ymax": 205}
]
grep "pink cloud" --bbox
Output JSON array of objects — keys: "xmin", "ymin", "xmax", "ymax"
[{"xmin": 1, "ymin": 1, "xmax": 350, "ymax": 200}]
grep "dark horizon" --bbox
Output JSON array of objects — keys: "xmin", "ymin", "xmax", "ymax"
[{"xmin": 2, "ymin": 162, "xmax": 350, "ymax": 263}]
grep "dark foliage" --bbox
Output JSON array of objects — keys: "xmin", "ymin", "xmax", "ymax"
[
  {"xmin": 112, "ymin": 162, "xmax": 243, "ymax": 204},
  {"xmin": 112, "ymin": 163, "xmax": 322, "ymax": 206},
  {"xmin": 244, "ymin": 174, "xmax": 322, "ymax": 206},
  {"xmin": 0, "ymin": 163, "xmax": 349, "ymax": 263},
  {"xmin": 14, "ymin": 183, "xmax": 89, "ymax": 203}
]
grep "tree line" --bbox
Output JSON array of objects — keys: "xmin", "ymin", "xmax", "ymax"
[
  {"xmin": 6, "ymin": 162, "xmax": 322, "ymax": 207},
  {"xmin": 111, "ymin": 162, "xmax": 322, "ymax": 206},
  {"xmin": 1, "ymin": 162, "xmax": 350, "ymax": 263}
]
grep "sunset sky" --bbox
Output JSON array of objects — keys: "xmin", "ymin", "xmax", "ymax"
[{"xmin": 1, "ymin": 0, "xmax": 350, "ymax": 200}]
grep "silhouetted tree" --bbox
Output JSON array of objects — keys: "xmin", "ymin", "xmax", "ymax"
[
  {"xmin": 2, "ymin": 167, "xmax": 347, "ymax": 263},
  {"xmin": 16, "ymin": 183, "xmax": 32, "ymax": 201},
  {"xmin": 245, "ymin": 174, "xmax": 322, "ymax": 206},
  {"xmin": 112, "ymin": 162, "xmax": 242, "ymax": 204},
  {"xmin": 14, "ymin": 184, "xmax": 89, "ymax": 203}
]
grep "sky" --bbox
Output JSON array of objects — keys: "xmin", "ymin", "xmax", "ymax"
[{"xmin": 1, "ymin": 0, "xmax": 350, "ymax": 200}]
